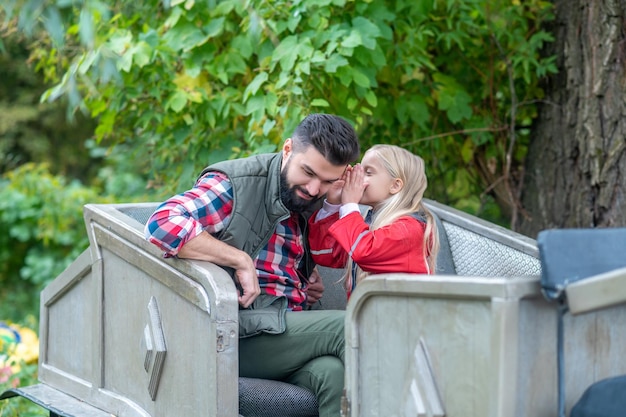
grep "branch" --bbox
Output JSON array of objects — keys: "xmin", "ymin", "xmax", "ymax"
[
  {"xmin": 492, "ymin": 34, "xmax": 522, "ymax": 230},
  {"xmin": 405, "ymin": 126, "xmax": 508, "ymax": 146}
]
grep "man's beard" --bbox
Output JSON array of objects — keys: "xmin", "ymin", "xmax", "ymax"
[{"xmin": 280, "ymin": 169, "xmax": 319, "ymax": 213}]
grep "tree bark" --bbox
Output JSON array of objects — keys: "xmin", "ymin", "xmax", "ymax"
[{"xmin": 518, "ymin": 0, "xmax": 626, "ymax": 237}]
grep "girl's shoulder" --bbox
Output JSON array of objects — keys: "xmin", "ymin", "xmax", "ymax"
[{"xmin": 405, "ymin": 212, "xmax": 427, "ymax": 224}]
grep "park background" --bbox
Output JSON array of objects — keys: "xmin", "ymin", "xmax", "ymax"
[{"xmin": 1, "ymin": 0, "xmax": 625, "ymax": 415}]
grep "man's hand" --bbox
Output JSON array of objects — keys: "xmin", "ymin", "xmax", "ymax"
[
  {"xmin": 306, "ymin": 267, "xmax": 325, "ymax": 306},
  {"xmin": 177, "ymin": 231, "xmax": 261, "ymax": 308},
  {"xmin": 234, "ymin": 257, "xmax": 262, "ymax": 308}
]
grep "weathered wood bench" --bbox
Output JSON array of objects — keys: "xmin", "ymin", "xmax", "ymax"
[{"xmin": 2, "ymin": 200, "xmax": 626, "ymax": 417}]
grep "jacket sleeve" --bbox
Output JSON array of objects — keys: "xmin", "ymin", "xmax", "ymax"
[
  {"xmin": 144, "ymin": 173, "xmax": 234, "ymax": 256},
  {"xmin": 328, "ymin": 212, "xmax": 428, "ymax": 274},
  {"xmin": 308, "ymin": 210, "xmax": 349, "ymax": 268}
]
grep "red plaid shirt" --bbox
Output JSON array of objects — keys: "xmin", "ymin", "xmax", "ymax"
[{"xmin": 145, "ymin": 172, "xmax": 307, "ymax": 308}]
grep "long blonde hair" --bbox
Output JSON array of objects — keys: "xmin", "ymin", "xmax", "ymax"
[{"xmin": 346, "ymin": 145, "xmax": 440, "ymax": 291}]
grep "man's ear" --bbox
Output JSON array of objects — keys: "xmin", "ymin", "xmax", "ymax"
[
  {"xmin": 390, "ymin": 178, "xmax": 404, "ymax": 195},
  {"xmin": 282, "ymin": 138, "xmax": 293, "ymax": 159}
]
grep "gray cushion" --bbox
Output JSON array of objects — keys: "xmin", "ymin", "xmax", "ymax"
[
  {"xmin": 433, "ymin": 210, "xmax": 456, "ymax": 275},
  {"xmin": 309, "ymin": 266, "xmax": 347, "ymax": 311},
  {"xmin": 239, "ymin": 377, "xmax": 318, "ymax": 417}
]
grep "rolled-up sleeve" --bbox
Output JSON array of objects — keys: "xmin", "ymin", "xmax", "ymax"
[{"xmin": 145, "ymin": 172, "xmax": 234, "ymax": 256}]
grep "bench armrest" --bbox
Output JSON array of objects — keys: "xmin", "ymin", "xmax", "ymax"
[{"xmin": 566, "ymin": 267, "xmax": 626, "ymax": 315}]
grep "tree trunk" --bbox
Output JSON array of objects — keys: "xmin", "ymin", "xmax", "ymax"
[{"xmin": 518, "ymin": 0, "xmax": 626, "ymax": 237}]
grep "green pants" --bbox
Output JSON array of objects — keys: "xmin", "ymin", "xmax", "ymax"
[{"xmin": 239, "ymin": 309, "xmax": 345, "ymax": 417}]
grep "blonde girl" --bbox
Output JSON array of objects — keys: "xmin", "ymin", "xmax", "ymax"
[{"xmin": 309, "ymin": 144, "xmax": 439, "ymax": 295}]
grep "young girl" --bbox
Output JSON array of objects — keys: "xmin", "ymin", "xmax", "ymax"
[{"xmin": 308, "ymin": 144, "xmax": 440, "ymax": 296}]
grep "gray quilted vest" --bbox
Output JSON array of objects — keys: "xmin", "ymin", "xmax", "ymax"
[{"xmin": 199, "ymin": 153, "xmax": 320, "ymax": 336}]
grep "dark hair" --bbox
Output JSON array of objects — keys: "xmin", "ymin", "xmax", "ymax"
[{"xmin": 291, "ymin": 114, "xmax": 360, "ymax": 165}]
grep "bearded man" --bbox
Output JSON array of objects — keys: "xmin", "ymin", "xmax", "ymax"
[{"xmin": 145, "ymin": 113, "xmax": 360, "ymax": 417}]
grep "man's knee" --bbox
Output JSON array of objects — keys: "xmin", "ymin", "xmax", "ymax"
[{"xmin": 287, "ymin": 355, "xmax": 344, "ymax": 414}]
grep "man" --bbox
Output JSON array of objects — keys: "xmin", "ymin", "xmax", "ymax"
[{"xmin": 145, "ymin": 113, "xmax": 360, "ymax": 417}]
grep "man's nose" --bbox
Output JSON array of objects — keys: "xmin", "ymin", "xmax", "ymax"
[{"xmin": 306, "ymin": 179, "xmax": 321, "ymax": 197}]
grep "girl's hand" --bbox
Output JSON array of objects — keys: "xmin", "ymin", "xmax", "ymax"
[
  {"xmin": 326, "ymin": 166, "xmax": 351, "ymax": 205},
  {"xmin": 341, "ymin": 163, "xmax": 366, "ymax": 205},
  {"xmin": 305, "ymin": 267, "xmax": 325, "ymax": 306}
]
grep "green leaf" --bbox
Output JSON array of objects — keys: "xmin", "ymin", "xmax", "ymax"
[
  {"xmin": 78, "ymin": 7, "xmax": 94, "ymax": 48},
  {"xmin": 311, "ymin": 98, "xmax": 330, "ymax": 107},
  {"xmin": 408, "ymin": 96, "xmax": 429, "ymax": 128},
  {"xmin": 244, "ymin": 72, "xmax": 269, "ymax": 101},
  {"xmin": 296, "ymin": 38, "xmax": 314, "ymax": 60},
  {"xmin": 460, "ymin": 138, "xmax": 474, "ymax": 164},
  {"xmin": 298, "ymin": 60, "xmax": 310, "ymax": 75},
  {"xmin": 287, "ymin": 14, "xmax": 302, "ymax": 33},
  {"xmin": 342, "ymin": 30, "xmax": 362, "ymax": 48},
  {"xmin": 438, "ymin": 87, "xmax": 472, "ymax": 123},
  {"xmin": 42, "ymin": 6, "xmax": 65, "ymax": 47},
  {"xmin": 435, "ymin": 74, "xmax": 473, "ymax": 123},
  {"xmin": 368, "ymin": 45, "xmax": 387, "ymax": 67},
  {"xmin": 276, "ymin": 71, "xmax": 291, "ymax": 89},
  {"xmin": 232, "ymin": 35, "xmax": 253, "ymax": 59},
  {"xmin": 224, "ymin": 50, "xmax": 248, "ymax": 75},
  {"xmin": 132, "ymin": 41, "xmax": 152, "ymax": 68},
  {"xmin": 347, "ymin": 97, "xmax": 358, "ymax": 111},
  {"xmin": 311, "ymin": 51, "xmax": 326, "ymax": 63},
  {"xmin": 272, "ymin": 36, "xmax": 299, "ymax": 72},
  {"xmin": 107, "ymin": 30, "xmax": 133, "ymax": 56},
  {"xmin": 163, "ymin": 21, "xmax": 209, "ymax": 52},
  {"xmin": 204, "ymin": 17, "xmax": 225, "ymax": 38},
  {"xmin": 306, "ymin": 0, "xmax": 333, "ymax": 6},
  {"xmin": 168, "ymin": 90, "xmax": 188, "ymax": 112},
  {"xmin": 351, "ymin": 16, "xmax": 380, "ymax": 49},
  {"xmin": 164, "ymin": 6, "xmax": 183, "ymax": 28},
  {"xmin": 77, "ymin": 50, "xmax": 99, "ymax": 75},
  {"xmin": 117, "ymin": 51, "xmax": 133, "ymax": 72},
  {"xmin": 352, "ymin": 69, "xmax": 370, "ymax": 88},
  {"xmin": 364, "ymin": 91, "xmax": 377, "ymax": 107},
  {"xmin": 212, "ymin": 0, "xmax": 236, "ymax": 16},
  {"xmin": 263, "ymin": 119, "xmax": 276, "ymax": 136},
  {"xmin": 324, "ymin": 54, "xmax": 348, "ymax": 73},
  {"xmin": 265, "ymin": 92, "xmax": 278, "ymax": 116},
  {"xmin": 244, "ymin": 95, "xmax": 265, "ymax": 116}
]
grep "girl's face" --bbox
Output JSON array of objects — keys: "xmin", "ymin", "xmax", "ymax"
[{"xmin": 359, "ymin": 151, "xmax": 401, "ymax": 207}]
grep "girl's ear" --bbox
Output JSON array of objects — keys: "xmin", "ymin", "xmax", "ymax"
[{"xmin": 390, "ymin": 178, "xmax": 404, "ymax": 195}]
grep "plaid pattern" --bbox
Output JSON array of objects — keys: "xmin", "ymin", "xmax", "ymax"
[
  {"xmin": 145, "ymin": 172, "xmax": 307, "ymax": 308},
  {"xmin": 256, "ymin": 213, "xmax": 306, "ymax": 309}
]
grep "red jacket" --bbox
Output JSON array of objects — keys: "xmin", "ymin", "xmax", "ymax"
[{"xmin": 308, "ymin": 210, "xmax": 431, "ymax": 275}]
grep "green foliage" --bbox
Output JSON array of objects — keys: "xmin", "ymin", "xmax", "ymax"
[
  {"xmin": 0, "ymin": 164, "xmax": 96, "ymax": 319},
  {"xmin": 0, "ymin": 33, "xmax": 98, "ymax": 181},
  {"xmin": 0, "ymin": 162, "xmax": 154, "ymax": 321},
  {"xmin": 2, "ymin": 0, "xmax": 556, "ymax": 224}
]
